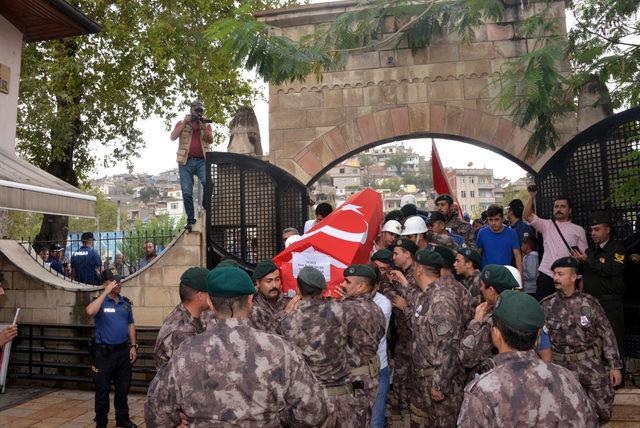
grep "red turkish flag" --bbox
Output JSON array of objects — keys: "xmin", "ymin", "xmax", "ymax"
[
  {"xmin": 431, "ymin": 140, "xmax": 463, "ymax": 219},
  {"xmin": 273, "ymin": 188, "xmax": 383, "ymax": 297}
]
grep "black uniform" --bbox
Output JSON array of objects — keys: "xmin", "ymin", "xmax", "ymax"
[
  {"xmin": 91, "ymin": 292, "xmax": 136, "ymax": 428},
  {"xmin": 583, "ymin": 239, "xmax": 626, "ymax": 355}
]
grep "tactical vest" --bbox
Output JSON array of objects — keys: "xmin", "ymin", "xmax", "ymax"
[{"xmin": 176, "ymin": 121, "xmax": 211, "ymax": 165}]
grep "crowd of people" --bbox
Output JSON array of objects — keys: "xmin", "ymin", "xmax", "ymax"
[{"xmin": 86, "ymin": 184, "xmax": 631, "ymax": 427}]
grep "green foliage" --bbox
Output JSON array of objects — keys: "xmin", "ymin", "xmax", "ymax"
[
  {"xmin": 117, "ymin": 214, "xmax": 186, "ymax": 266},
  {"xmin": 358, "ymin": 154, "xmax": 375, "ymax": 168},
  {"xmin": 139, "ymin": 187, "xmax": 161, "ymax": 203},
  {"xmin": 502, "ymin": 183, "xmax": 529, "ymax": 206},
  {"xmin": 377, "ymin": 177, "xmax": 403, "ymax": 192},
  {"xmin": 384, "ymin": 152, "xmax": 410, "ymax": 175},
  {"xmin": 403, "ymin": 171, "xmax": 433, "ymax": 191},
  {"xmin": 7, "ymin": 211, "xmax": 42, "ymax": 241},
  {"xmin": 610, "ymin": 150, "xmax": 640, "ymax": 205}
]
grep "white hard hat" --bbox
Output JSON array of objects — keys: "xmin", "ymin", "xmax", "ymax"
[
  {"xmin": 401, "ymin": 216, "xmax": 427, "ymax": 235},
  {"xmin": 400, "ymin": 194, "xmax": 417, "ymax": 207},
  {"xmin": 382, "ymin": 220, "xmax": 402, "ymax": 235},
  {"xmin": 504, "ymin": 265, "xmax": 523, "ymax": 289},
  {"xmin": 285, "ymin": 235, "xmax": 303, "ymax": 248}
]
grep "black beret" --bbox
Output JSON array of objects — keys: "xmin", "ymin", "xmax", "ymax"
[
  {"xmin": 590, "ymin": 210, "xmax": 611, "ymax": 226},
  {"xmin": 432, "ymin": 245, "xmax": 456, "ymax": 267},
  {"xmin": 458, "ymin": 248, "xmax": 482, "ymax": 268},
  {"xmin": 180, "ymin": 267, "xmax": 209, "ymax": 292},
  {"xmin": 480, "ymin": 264, "xmax": 519, "ymax": 292},
  {"xmin": 551, "ymin": 256, "xmax": 579, "ymax": 271},
  {"xmin": 207, "ymin": 267, "xmax": 256, "ymax": 297},
  {"xmin": 415, "ymin": 249, "xmax": 444, "ymax": 268},
  {"xmin": 298, "ymin": 266, "xmax": 326, "ymax": 290},
  {"xmin": 344, "ymin": 264, "xmax": 377, "ymax": 281},
  {"xmin": 435, "ymin": 194, "xmax": 454, "ymax": 205},
  {"xmin": 253, "ymin": 260, "xmax": 278, "ymax": 281},
  {"xmin": 371, "ymin": 249, "xmax": 393, "ymax": 265},
  {"xmin": 400, "ymin": 204, "xmax": 418, "ymax": 218},
  {"xmin": 394, "ymin": 238, "xmax": 418, "ymax": 255},
  {"xmin": 426, "ymin": 211, "xmax": 446, "ymax": 225}
]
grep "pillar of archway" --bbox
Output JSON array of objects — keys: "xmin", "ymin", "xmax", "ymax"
[{"xmin": 256, "ymin": 0, "xmax": 577, "ymax": 185}]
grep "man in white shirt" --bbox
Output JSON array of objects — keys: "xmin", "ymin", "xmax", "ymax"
[{"xmin": 303, "ymin": 202, "xmax": 333, "ymax": 233}]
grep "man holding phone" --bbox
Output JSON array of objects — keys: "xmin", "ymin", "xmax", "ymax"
[{"xmin": 523, "ymin": 187, "xmax": 588, "ymax": 301}]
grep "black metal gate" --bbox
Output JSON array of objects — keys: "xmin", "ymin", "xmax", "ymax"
[
  {"xmin": 536, "ymin": 107, "xmax": 640, "ymax": 240},
  {"xmin": 205, "ymin": 152, "xmax": 309, "ymax": 268}
]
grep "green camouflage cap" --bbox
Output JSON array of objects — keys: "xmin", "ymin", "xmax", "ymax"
[
  {"xmin": 458, "ymin": 248, "xmax": 482, "ymax": 268},
  {"xmin": 435, "ymin": 194, "xmax": 454, "ymax": 205},
  {"xmin": 180, "ymin": 267, "xmax": 209, "ymax": 292},
  {"xmin": 253, "ymin": 260, "xmax": 278, "ymax": 281},
  {"xmin": 344, "ymin": 264, "xmax": 377, "ymax": 281},
  {"xmin": 550, "ymin": 256, "xmax": 579, "ymax": 271},
  {"xmin": 207, "ymin": 267, "xmax": 256, "ymax": 297},
  {"xmin": 493, "ymin": 290, "xmax": 544, "ymax": 333},
  {"xmin": 415, "ymin": 249, "xmax": 444, "ymax": 269},
  {"xmin": 394, "ymin": 238, "xmax": 418, "ymax": 255},
  {"xmin": 298, "ymin": 266, "xmax": 326, "ymax": 290},
  {"xmin": 480, "ymin": 264, "xmax": 519, "ymax": 292},
  {"xmin": 371, "ymin": 249, "xmax": 393, "ymax": 265},
  {"xmin": 433, "ymin": 245, "xmax": 456, "ymax": 267}
]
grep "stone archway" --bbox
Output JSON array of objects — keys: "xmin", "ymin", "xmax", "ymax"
[{"xmin": 257, "ymin": 0, "xmax": 577, "ymax": 185}]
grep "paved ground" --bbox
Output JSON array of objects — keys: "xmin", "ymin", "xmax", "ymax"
[{"xmin": 0, "ymin": 389, "xmax": 146, "ymax": 428}]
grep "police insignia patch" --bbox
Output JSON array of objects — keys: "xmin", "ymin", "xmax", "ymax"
[
  {"xmin": 614, "ymin": 253, "xmax": 625, "ymax": 263},
  {"xmin": 436, "ymin": 323, "xmax": 452, "ymax": 336}
]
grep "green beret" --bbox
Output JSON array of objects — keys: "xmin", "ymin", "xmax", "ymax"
[
  {"xmin": 217, "ymin": 258, "xmax": 240, "ymax": 268},
  {"xmin": 253, "ymin": 260, "xmax": 278, "ymax": 281},
  {"xmin": 458, "ymin": 248, "xmax": 481, "ymax": 268},
  {"xmin": 480, "ymin": 264, "xmax": 519, "ymax": 292},
  {"xmin": 493, "ymin": 290, "xmax": 544, "ymax": 333},
  {"xmin": 180, "ymin": 267, "xmax": 209, "ymax": 292},
  {"xmin": 550, "ymin": 256, "xmax": 579, "ymax": 271},
  {"xmin": 433, "ymin": 245, "xmax": 455, "ymax": 267},
  {"xmin": 415, "ymin": 249, "xmax": 444, "ymax": 268},
  {"xmin": 435, "ymin": 194, "xmax": 454, "ymax": 205},
  {"xmin": 207, "ymin": 267, "xmax": 256, "ymax": 297},
  {"xmin": 394, "ymin": 238, "xmax": 418, "ymax": 255},
  {"xmin": 298, "ymin": 266, "xmax": 327, "ymax": 290},
  {"xmin": 344, "ymin": 264, "xmax": 377, "ymax": 281},
  {"xmin": 371, "ymin": 249, "xmax": 393, "ymax": 265},
  {"xmin": 590, "ymin": 210, "xmax": 611, "ymax": 226},
  {"xmin": 400, "ymin": 204, "xmax": 418, "ymax": 218}
]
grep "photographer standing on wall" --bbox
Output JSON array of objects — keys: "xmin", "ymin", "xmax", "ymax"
[{"xmin": 170, "ymin": 100, "xmax": 214, "ymax": 232}]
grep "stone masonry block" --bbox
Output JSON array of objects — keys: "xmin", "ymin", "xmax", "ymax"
[
  {"xmin": 309, "ymin": 139, "xmax": 336, "ymax": 166},
  {"xmin": 408, "ymin": 104, "xmax": 430, "ymax": 134},
  {"xmin": 323, "ymin": 128, "xmax": 350, "ymax": 158},
  {"xmin": 284, "ymin": 128, "xmax": 316, "ymax": 143},
  {"xmin": 492, "ymin": 118, "xmax": 517, "ymax": 148},
  {"xmin": 374, "ymin": 110, "xmax": 395, "ymax": 140},
  {"xmin": 306, "ymin": 108, "xmax": 344, "ymax": 128},
  {"xmin": 134, "ymin": 307, "xmax": 166, "ymax": 327},
  {"xmin": 296, "ymin": 150, "xmax": 323, "ymax": 178},
  {"xmin": 494, "ymin": 40, "xmax": 527, "ymax": 59},
  {"xmin": 429, "ymin": 45, "xmax": 459, "ymax": 63},
  {"xmin": 138, "ymin": 267, "xmax": 163, "ymax": 287},
  {"xmin": 26, "ymin": 289, "xmax": 53, "ymax": 309},
  {"xmin": 162, "ymin": 266, "xmax": 186, "ymax": 287},
  {"xmin": 278, "ymin": 159, "xmax": 312, "ymax": 185},
  {"xmin": 464, "ymin": 77, "xmax": 490, "ymax": 99},
  {"xmin": 486, "ymin": 24, "xmax": 514, "ymax": 41},
  {"xmin": 143, "ymin": 287, "xmax": 174, "ymax": 308},
  {"xmin": 339, "ymin": 119, "xmax": 364, "ymax": 150},
  {"xmin": 346, "ymin": 52, "xmax": 380, "ymax": 70},
  {"xmin": 31, "ymin": 309, "xmax": 57, "ymax": 323},
  {"xmin": 279, "ymin": 92, "xmax": 323, "ymax": 110},
  {"xmin": 444, "ymin": 106, "xmax": 464, "ymax": 135},
  {"xmin": 363, "ymin": 86, "xmax": 382, "ymax": 106},
  {"xmin": 476, "ymin": 113, "xmax": 501, "ymax": 143},
  {"xmin": 357, "ymin": 114, "xmax": 380, "ymax": 144},
  {"xmin": 459, "ymin": 109, "xmax": 483, "ymax": 140},
  {"xmin": 323, "ymin": 88, "xmax": 343, "ymax": 108},
  {"xmin": 428, "ymin": 81, "xmax": 464, "ymax": 101},
  {"xmin": 390, "ymin": 107, "xmax": 410, "ymax": 136},
  {"xmin": 406, "ymin": 82, "xmax": 428, "ymax": 104},
  {"xmin": 0, "ymin": 289, "xmax": 25, "ymax": 308},
  {"xmin": 123, "ymin": 286, "xmax": 143, "ymax": 306},
  {"xmin": 430, "ymin": 104, "xmax": 447, "ymax": 133},
  {"xmin": 343, "ymin": 88, "xmax": 364, "ymax": 107},
  {"xmin": 270, "ymin": 111, "xmax": 307, "ymax": 129},
  {"xmin": 459, "ymin": 42, "xmax": 495, "ymax": 61}
]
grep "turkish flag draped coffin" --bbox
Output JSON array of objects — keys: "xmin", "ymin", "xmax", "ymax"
[{"xmin": 274, "ymin": 188, "xmax": 384, "ymax": 297}]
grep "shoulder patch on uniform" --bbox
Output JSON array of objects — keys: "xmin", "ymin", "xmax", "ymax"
[
  {"xmin": 462, "ymin": 335, "xmax": 476, "ymax": 349},
  {"xmin": 436, "ymin": 322, "xmax": 453, "ymax": 336},
  {"xmin": 614, "ymin": 252, "xmax": 625, "ymax": 263},
  {"xmin": 580, "ymin": 305, "xmax": 592, "ymax": 317}
]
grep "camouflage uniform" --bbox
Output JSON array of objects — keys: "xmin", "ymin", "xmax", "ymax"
[
  {"xmin": 440, "ymin": 273, "xmax": 472, "ymax": 329},
  {"xmin": 342, "ymin": 293, "xmax": 386, "ymax": 427},
  {"xmin": 200, "ymin": 308, "xmax": 215, "ymax": 328},
  {"xmin": 144, "ymin": 318, "xmax": 333, "ymax": 427},
  {"xmin": 153, "ymin": 303, "xmax": 204, "ymax": 369},
  {"xmin": 461, "ymin": 270, "xmax": 483, "ymax": 314},
  {"xmin": 541, "ymin": 291, "xmax": 622, "ymax": 424},
  {"xmin": 410, "ymin": 279, "xmax": 465, "ymax": 427},
  {"xmin": 445, "ymin": 214, "xmax": 475, "ymax": 248},
  {"xmin": 458, "ymin": 311, "xmax": 494, "ymax": 378},
  {"xmin": 457, "ymin": 350, "xmax": 598, "ymax": 427},
  {"xmin": 277, "ymin": 298, "xmax": 355, "ymax": 428},
  {"xmin": 426, "ymin": 231, "xmax": 459, "ymax": 251},
  {"xmin": 249, "ymin": 291, "xmax": 290, "ymax": 333}
]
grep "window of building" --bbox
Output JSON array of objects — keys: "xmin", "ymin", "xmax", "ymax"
[
  {"xmin": 461, "ymin": 190, "xmax": 466, "ymax": 198},
  {"xmin": 470, "ymin": 177, "xmax": 475, "ymax": 183},
  {"xmin": 470, "ymin": 190, "xmax": 475, "ymax": 197},
  {"xmin": 339, "ymin": 168, "xmax": 345, "ymax": 174},
  {"xmin": 460, "ymin": 177, "xmax": 465, "ymax": 184},
  {"xmin": 170, "ymin": 203, "xmax": 179, "ymax": 210},
  {"xmin": 462, "ymin": 204, "xmax": 467, "ymax": 212}
]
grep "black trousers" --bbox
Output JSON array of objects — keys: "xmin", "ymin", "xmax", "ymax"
[{"xmin": 93, "ymin": 346, "xmax": 132, "ymax": 425}]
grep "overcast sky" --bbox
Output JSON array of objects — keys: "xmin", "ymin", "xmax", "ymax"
[{"xmin": 91, "ymin": 0, "xmax": 531, "ymax": 182}]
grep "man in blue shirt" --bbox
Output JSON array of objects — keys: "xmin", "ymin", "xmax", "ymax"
[
  {"xmin": 506, "ymin": 198, "xmax": 535, "ymax": 245},
  {"xmin": 49, "ymin": 243, "xmax": 66, "ymax": 276},
  {"xmin": 71, "ymin": 232, "xmax": 102, "ymax": 285},
  {"xmin": 476, "ymin": 205, "xmax": 523, "ymax": 280},
  {"xmin": 86, "ymin": 270, "xmax": 137, "ymax": 428}
]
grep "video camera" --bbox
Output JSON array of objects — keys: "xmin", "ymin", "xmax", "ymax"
[{"xmin": 191, "ymin": 114, "xmax": 213, "ymax": 124}]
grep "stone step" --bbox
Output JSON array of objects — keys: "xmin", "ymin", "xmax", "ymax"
[{"xmin": 605, "ymin": 387, "xmax": 640, "ymax": 426}]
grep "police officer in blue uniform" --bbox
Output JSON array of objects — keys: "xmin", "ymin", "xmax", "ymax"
[
  {"xmin": 49, "ymin": 243, "xmax": 66, "ymax": 276},
  {"xmin": 86, "ymin": 269, "xmax": 138, "ymax": 428},
  {"xmin": 71, "ymin": 232, "xmax": 102, "ymax": 284}
]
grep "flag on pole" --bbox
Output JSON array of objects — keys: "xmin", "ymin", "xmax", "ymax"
[
  {"xmin": 273, "ymin": 188, "xmax": 383, "ymax": 297},
  {"xmin": 431, "ymin": 139, "xmax": 463, "ymax": 219}
]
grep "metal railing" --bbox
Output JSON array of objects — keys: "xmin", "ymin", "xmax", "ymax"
[
  {"xmin": 19, "ymin": 228, "xmax": 178, "ymax": 285},
  {"xmin": 9, "ymin": 323, "xmax": 158, "ymax": 388}
]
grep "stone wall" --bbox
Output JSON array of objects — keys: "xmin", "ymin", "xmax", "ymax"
[
  {"xmin": 257, "ymin": 1, "xmax": 575, "ymax": 184},
  {"xmin": 0, "ymin": 221, "xmax": 205, "ymax": 327}
]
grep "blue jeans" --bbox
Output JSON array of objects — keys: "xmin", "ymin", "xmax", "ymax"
[
  {"xmin": 371, "ymin": 365, "xmax": 390, "ymax": 428},
  {"xmin": 178, "ymin": 157, "xmax": 206, "ymax": 224}
]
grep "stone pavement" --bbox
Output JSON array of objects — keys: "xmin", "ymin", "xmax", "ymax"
[{"xmin": 0, "ymin": 389, "xmax": 146, "ymax": 428}]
